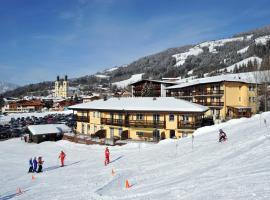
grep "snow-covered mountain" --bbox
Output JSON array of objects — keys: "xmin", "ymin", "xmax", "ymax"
[
  {"xmin": 0, "ymin": 81, "xmax": 18, "ymax": 94},
  {"xmin": 3, "ymin": 25, "xmax": 270, "ymax": 97},
  {"xmin": 1, "ymin": 112, "xmax": 270, "ymax": 199}
]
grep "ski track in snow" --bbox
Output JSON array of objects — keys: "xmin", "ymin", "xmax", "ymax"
[{"xmin": 1, "ymin": 112, "xmax": 270, "ymax": 199}]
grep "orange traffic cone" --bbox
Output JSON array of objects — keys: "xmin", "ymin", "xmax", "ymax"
[
  {"xmin": 32, "ymin": 175, "xmax": 35, "ymax": 180},
  {"xmin": 112, "ymin": 169, "xmax": 115, "ymax": 176},
  {"xmin": 125, "ymin": 179, "xmax": 130, "ymax": 189},
  {"xmin": 17, "ymin": 187, "xmax": 22, "ymax": 195}
]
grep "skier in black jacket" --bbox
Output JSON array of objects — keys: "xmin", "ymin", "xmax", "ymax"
[{"xmin": 219, "ymin": 129, "xmax": 227, "ymax": 142}]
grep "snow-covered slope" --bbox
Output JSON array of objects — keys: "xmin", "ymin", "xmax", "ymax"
[
  {"xmin": 221, "ymin": 56, "xmax": 262, "ymax": 72},
  {"xmin": 1, "ymin": 112, "xmax": 270, "ymax": 199},
  {"xmin": 112, "ymin": 73, "xmax": 144, "ymax": 88},
  {"xmin": 173, "ymin": 36, "xmax": 247, "ymax": 67},
  {"xmin": 237, "ymin": 46, "xmax": 249, "ymax": 54},
  {"xmin": 255, "ymin": 35, "xmax": 270, "ymax": 45}
]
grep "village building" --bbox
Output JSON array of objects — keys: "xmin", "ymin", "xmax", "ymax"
[
  {"xmin": 69, "ymin": 97, "xmax": 209, "ymax": 141},
  {"xmin": 1, "ymin": 99, "xmax": 44, "ymax": 113},
  {"xmin": 166, "ymin": 74, "xmax": 258, "ymax": 120},
  {"xmin": 130, "ymin": 79, "xmax": 177, "ymax": 97},
  {"xmin": 27, "ymin": 124, "xmax": 72, "ymax": 143}
]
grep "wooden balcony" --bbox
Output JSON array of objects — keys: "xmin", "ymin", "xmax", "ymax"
[
  {"xmin": 194, "ymin": 101, "xmax": 224, "ymax": 107},
  {"xmin": 128, "ymin": 120, "xmax": 165, "ymax": 128},
  {"xmin": 101, "ymin": 118, "xmax": 125, "ymax": 126},
  {"xmin": 76, "ymin": 116, "xmax": 90, "ymax": 123},
  {"xmin": 193, "ymin": 90, "xmax": 224, "ymax": 96},
  {"xmin": 101, "ymin": 118, "xmax": 165, "ymax": 128},
  {"xmin": 178, "ymin": 121, "xmax": 202, "ymax": 129}
]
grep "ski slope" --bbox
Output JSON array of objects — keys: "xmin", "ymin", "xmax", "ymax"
[{"xmin": 1, "ymin": 112, "xmax": 270, "ymax": 199}]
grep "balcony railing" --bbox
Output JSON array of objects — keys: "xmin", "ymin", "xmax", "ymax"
[
  {"xmin": 128, "ymin": 120, "xmax": 165, "ymax": 128},
  {"xmin": 178, "ymin": 121, "xmax": 202, "ymax": 129},
  {"xmin": 101, "ymin": 118, "xmax": 165, "ymax": 128},
  {"xmin": 101, "ymin": 118, "xmax": 125, "ymax": 126},
  {"xmin": 193, "ymin": 90, "xmax": 224, "ymax": 96},
  {"xmin": 76, "ymin": 116, "xmax": 90, "ymax": 122},
  {"xmin": 194, "ymin": 101, "xmax": 224, "ymax": 107}
]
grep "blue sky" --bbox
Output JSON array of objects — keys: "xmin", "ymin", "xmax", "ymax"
[{"xmin": 1, "ymin": 0, "xmax": 270, "ymax": 85}]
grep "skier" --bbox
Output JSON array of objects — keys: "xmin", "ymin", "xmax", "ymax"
[
  {"xmin": 219, "ymin": 129, "xmax": 227, "ymax": 142},
  {"xmin": 104, "ymin": 147, "xmax": 110, "ymax": 166},
  {"xmin": 28, "ymin": 158, "xmax": 33, "ymax": 173},
  {"xmin": 33, "ymin": 157, "xmax": 38, "ymax": 172},
  {"xmin": 37, "ymin": 156, "xmax": 44, "ymax": 173},
  {"xmin": 58, "ymin": 150, "xmax": 66, "ymax": 167}
]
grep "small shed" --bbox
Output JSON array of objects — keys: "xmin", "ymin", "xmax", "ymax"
[{"xmin": 28, "ymin": 124, "xmax": 72, "ymax": 143}]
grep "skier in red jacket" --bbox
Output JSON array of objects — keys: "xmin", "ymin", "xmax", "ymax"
[
  {"xmin": 104, "ymin": 147, "xmax": 110, "ymax": 166},
  {"xmin": 58, "ymin": 151, "xmax": 66, "ymax": 167}
]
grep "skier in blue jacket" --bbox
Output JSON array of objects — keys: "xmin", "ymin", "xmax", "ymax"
[
  {"xmin": 33, "ymin": 157, "xmax": 38, "ymax": 172},
  {"xmin": 28, "ymin": 158, "xmax": 33, "ymax": 173}
]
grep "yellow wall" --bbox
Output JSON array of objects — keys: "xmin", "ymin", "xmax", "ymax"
[{"xmin": 75, "ymin": 110, "xmax": 199, "ymax": 140}]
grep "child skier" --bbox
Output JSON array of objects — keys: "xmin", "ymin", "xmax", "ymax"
[
  {"xmin": 33, "ymin": 157, "xmax": 37, "ymax": 172},
  {"xmin": 104, "ymin": 147, "xmax": 110, "ymax": 166},
  {"xmin": 37, "ymin": 156, "xmax": 44, "ymax": 173},
  {"xmin": 28, "ymin": 158, "xmax": 33, "ymax": 173},
  {"xmin": 58, "ymin": 151, "xmax": 66, "ymax": 167},
  {"xmin": 219, "ymin": 129, "xmax": 227, "ymax": 142}
]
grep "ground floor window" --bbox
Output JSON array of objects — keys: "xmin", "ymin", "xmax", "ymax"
[
  {"xmin": 110, "ymin": 128, "xmax": 114, "ymax": 138},
  {"xmin": 136, "ymin": 132, "xmax": 144, "ymax": 137}
]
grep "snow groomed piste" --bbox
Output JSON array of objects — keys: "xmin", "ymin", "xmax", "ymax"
[{"xmin": 0, "ymin": 112, "xmax": 270, "ymax": 199}]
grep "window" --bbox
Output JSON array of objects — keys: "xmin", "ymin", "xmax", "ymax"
[
  {"xmin": 253, "ymin": 97, "xmax": 256, "ymax": 102},
  {"xmin": 136, "ymin": 114, "xmax": 144, "ymax": 120},
  {"xmin": 169, "ymin": 114, "xmax": 174, "ymax": 121},
  {"xmin": 239, "ymin": 86, "xmax": 241, "ymax": 90},
  {"xmin": 92, "ymin": 112, "xmax": 95, "ymax": 118},
  {"xmin": 110, "ymin": 128, "xmax": 114, "ymax": 138},
  {"xmin": 249, "ymin": 97, "xmax": 252, "ymax": 102},
  {"xmin": 118, "ymin": 113, "xmax": 123, "ymax": 119},
  {"xmin": 182, "ymin": 115, "xmax": 189, "ymax": 121},
  {"xmin": 136, "ymin": 132, "xmax": 144, "ymax": 137},
  {"xmin": 153, "ymin": 114, "xmax": 160, "ymax": 122},
  {"xmin": 118, "ymin": 128, "xmax": 123, "ymax": 135},
  {"xmin": 239, "ymin": 97, "xmax": 241, "ymax": 102},
  {"xmin": 87, "ymin": 124, "xmax": 90, "ymax": 134}
]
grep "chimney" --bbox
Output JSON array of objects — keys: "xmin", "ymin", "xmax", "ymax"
[
  {"xmin": 57, "ymin": 76, "xmax": 60, "ymax": 81},
  {"xmin": 65, "ymin": 75, "xmax": 68, "ymax": 81}
]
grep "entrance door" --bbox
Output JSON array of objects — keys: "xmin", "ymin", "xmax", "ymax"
[{"xmin": 170, "ymin": 130, "xmax": 175, "ymax": 138}]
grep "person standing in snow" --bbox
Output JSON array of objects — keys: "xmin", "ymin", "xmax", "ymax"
[
  {"xmin": 33, "ymin": 157, "xmax": 38, "ymax": 172},
  {"xmin": 219, "ymin": 129, "xmax": 227, "ymax": 142},
  {"xmin": 28, "ymin": 158, "xmax": 33, "ymax": 173},
  {"xmin": 37, "ymin": 156, "xmax": 44, "ymax": 173},
  {"xmin": 104, "ymin": 147, "xmax": 110, "ymax": 166},
  {"xmin": 58, "ymin": 150, "xmax": 66, "ymax": 167}
]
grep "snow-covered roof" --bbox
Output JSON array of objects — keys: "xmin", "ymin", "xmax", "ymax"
[
  {"xmin": 129, "ymin": 79, "xmax": 177, "ymax": 86},
  {"xmin": 28, "ymin": 124, "xmax": 72, "ymax": 135},
  {"xmin": 166, "ymin": 74, "xmax": 258, "ymax": 90},
  {"xmin": 69, "ymin": 97, "xmax": 209, "ymax": 113}
]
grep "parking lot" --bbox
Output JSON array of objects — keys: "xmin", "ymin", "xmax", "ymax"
[{"xmin": 0, "ymin": 113, "xmax": 76, "ymax": 140}]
